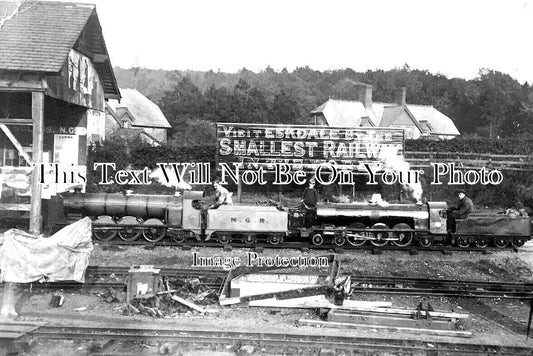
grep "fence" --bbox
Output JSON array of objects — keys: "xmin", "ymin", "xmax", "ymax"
[{"xmin": 404, "ymin": 151, "xmax": 533, "ymax": 172}]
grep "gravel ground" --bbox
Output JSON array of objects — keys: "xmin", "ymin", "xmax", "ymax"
[
  {"xmin": 2, "ymin": 239, "xmax": 533, "ymax": 355},
  {"xmin": 1, "ymin": 243, "xmax": 533, "ymax": 355}
]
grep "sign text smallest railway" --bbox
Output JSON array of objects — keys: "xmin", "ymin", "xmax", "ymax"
[{"xmin": 216, "ymin": 123, "xmax": 405, "ymax": 171}]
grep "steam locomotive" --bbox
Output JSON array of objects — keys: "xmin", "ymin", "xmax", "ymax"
[{"xmin": 53, "ymin": 190, "xmax": 532, "ymax": 249}]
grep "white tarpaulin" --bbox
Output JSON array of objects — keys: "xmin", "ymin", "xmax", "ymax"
[{"xmin": 0, "ymin": 217, "xmax": 93, "ymax": 283}]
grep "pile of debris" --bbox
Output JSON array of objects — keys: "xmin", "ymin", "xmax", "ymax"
[
  {"xmin": 299, "ymin": 301, "xmax": 472, "ymax": 338},
  {"xmin": 125, "ymin": 266, "xmax": 218, "ymax": 318},
  {"xmin": 218, "ymin": 255, "xmax": 472, "ymax": 337}
]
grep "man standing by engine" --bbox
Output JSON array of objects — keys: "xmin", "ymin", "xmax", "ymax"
[
  {"xmin": 301, "ymin": 178, "xmax": 319, "ymax": 228},
  {"xmin": 447, "ymin": 189, "xmax": 474, "ymax": 232}
]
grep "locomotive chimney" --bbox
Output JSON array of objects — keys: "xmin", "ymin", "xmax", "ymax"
[
  {"xmin": 395, "ymin": 87, "xmax": 407, "ymax": 106},
  {"xmin": 357, "ymin": 84, "xmax": 373, "ymax": 109}
]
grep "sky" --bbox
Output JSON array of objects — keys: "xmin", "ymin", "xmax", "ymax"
[{"xmin": 72, "ymin": 0, "xmax": 533, "ymax": 83}]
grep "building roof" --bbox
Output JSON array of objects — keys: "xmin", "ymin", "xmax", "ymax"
[
  {"xmin": 109, "ymin": 127, "xmax": 161, "ymax": 146},
  {"xmin": 406, "ymin": 104, "xmax": 460, "ymax": 136},
  {"xmin": 309, "ymin": 99, "xmax": 378, "ymax": 127},
  {"xmin": 105, "ymin": 102, "xmax": 121, "ymax": 125},
  {"xmin": 379, "ymin": 105, "xmax": 424, "ymax": 132},
  {"xmin": 310, "ymin": 99, "xmax": 460, "ymax": 137},
  {"xmin": 115, "ymin": 88, "xmax": 171, "ymax": 129},
  {"xmin": 379, "ymin": 106, "xmax": 407, "ymax": 128},
  {"xmin": 0, "ymin": 1, "xmax": 120, "ymax": 99}
]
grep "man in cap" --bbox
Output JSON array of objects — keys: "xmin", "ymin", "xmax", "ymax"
[
  {"xmin": 301, "ymin": 178, "xmax": 319, "ymax": 227},
  {"xmin": 447, "ymin": 189, "xmax": 474, "ymax": 232}
]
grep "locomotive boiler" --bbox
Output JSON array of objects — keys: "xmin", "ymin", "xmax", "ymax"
[{"xmin": 58, "ymin": 190, "xmax": 532, "ymax": 249}]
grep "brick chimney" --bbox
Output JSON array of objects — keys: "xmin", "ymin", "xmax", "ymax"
[
  {"xmin": 358, "ymin": 84, "xmax": 372, "ymax": 108},
  {"xmin": 394, "ymin": 87, "xmax": 406, "ymax": 106}
]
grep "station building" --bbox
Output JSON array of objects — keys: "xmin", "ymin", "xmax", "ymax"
[{"xmin": 0, "ymin": 1, "xmax": 120, "ymax": 231}]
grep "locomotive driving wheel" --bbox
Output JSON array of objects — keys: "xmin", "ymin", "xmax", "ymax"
[
  {"xmin": 244, "ymin": 234, "xmax": 256, "ymax": 245},
  {"xmin": 419, "ymin": 237, "xmax": 432, "ymax": 247},
  {"xmin": 512, "ymin": 239, "xmax": 525, "ymax": 248},
  {"xmin": 493, "ymin": 237, "xmax": 508, "ymax": 248},
  {"xmin": 169, "ymin": 230, "xmax": 188, "ymax": 243},
  {"xmin": 334, "ymin": 233, "xmax": 346, "ymax": 246},
  {"xmin": 370, "ymin": 223, "xmax": 389, "ymax": 247},
  {"xmin": 456, "ymin": 236, "xmax": 470, "ymax": 248},
  {"xmin": 117, "ymin": 216, "xmax": 142, "ymax": 242},
  {"xmin": 346, "ymin": 223, "xmax": 367, "ymax": 246},
  {"xmin": 92, "ymin": 216, "xmax": 117, "ymax": 241},
  {"xmin": 312, "ymin": 233, "xmax": 324, "ymax": 246},
  {"xmin": 142, "ymin": 219, "xmax": 167, "ymax": 243},
  {"xmin": 267, "ymin": 234, "xmax": 283, "ymax": 245},
  {"xmin": 391, "ymin": 223, "xmax": 414, "ymax": 247},
  {"xmin": 217, "ymin": 233, "xmax": 231, "ymax": 244},
  {"xmin": 474, "ymin": 236, "xmax": 489, "ymax": 248}
]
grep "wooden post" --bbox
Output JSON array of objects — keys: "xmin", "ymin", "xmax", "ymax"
[
  {"xmin": 236, "ymin": 176, "xmax": 242, "ymax": 203},
  {"xmin": 30, "ymin": 91, "xmax": 44, "ymax": 234},
  {"xmin": 1, "ymin": 282, "xmax": 18, "ymax": 317}
]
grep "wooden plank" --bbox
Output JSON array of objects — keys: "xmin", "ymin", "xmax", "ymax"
[
  {"xmin": 0, "ymin": 324, "xmax": 40, "ymax": 332},
  {"xmin": 0, "ymin": 118, "xmax": 33, "ymax": 125},
  {"xmin": 239, "ymin": 285, "xmax": 331, "ymax": 303},
  {"xmin": 0, "ymin": 124, "xmax": 33, "ymax": 165},
  {"xmin": 0, "ymin": 331, "xmax": 24, "ymax": 339},
  {"xmin": 0, "ymin": 203, "xmax": 31, "ymax": 211},
  {"xmin": 219, "ymin": 295, "xmax": 392, "ymax": 309},
  {"xmin": 328, "ymin": 310, "xmax": 455, "ymax": 330},
  {"xmin": 338, "ymin": 306, "xmax": 468, "ymax": 319},
  {"xmin": 0, "ymin": 75, "xmax": 44, "ymax": 91},
  {"xmin": 298, "ymin": 319, "xmax": 473, "ymax": 338},
  {"xmin": 30, "ymin": 91, "xmax": 44, "ymax": 235},
  {"xmin": 171, "ymin": 295, "xmax": 208, "ymax": 313},
  {"xmin": 405, "ymin": 151, "xmax": 530, "ymax": 160}
]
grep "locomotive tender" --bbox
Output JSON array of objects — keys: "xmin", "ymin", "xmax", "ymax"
[{"xmin": 58, "ymin": 190, "xmax": 532, "ymax": 249}]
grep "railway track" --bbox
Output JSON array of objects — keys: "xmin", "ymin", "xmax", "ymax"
[
  {"xmin": 95, "ymin": 238, "xmax": 516, "ymax": 253},
  {"xmin": 27, "ymin": 325, "xmax": 533, "ymax": 355},
  {"xmin": 23, "ymin": 266, "xmax": 533, "ymax": 300}
]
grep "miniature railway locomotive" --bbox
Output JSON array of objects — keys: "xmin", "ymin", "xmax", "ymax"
[{"xmin": 57, "ymin": 190, "xmax": 532, "ymax": 249}]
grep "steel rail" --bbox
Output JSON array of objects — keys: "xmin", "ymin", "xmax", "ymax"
[
  {"xmin": 85, "ymin": 266, "xmax": 533, "ymax": 292},
  {"xmin": 95, "ymin": 238, "xmax": 514, "ymax": 252},
  {"xmin": 19, "ymin": 266, "xmax": 533, "ymax": 299},
  {"xmin": 29, "ymin": 325, "xmax": 533, "ymax": 355}
]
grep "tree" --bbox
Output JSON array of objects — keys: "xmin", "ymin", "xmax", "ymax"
[
  {"xmin": 159, "ymin": 76, "xmax": 205, "ymax": 135},
  {"xmin": 203, "ymin": 84, "xmax": 233, "ymax": 123},
  {"xmin": 269, "ymin": 90, "xmax": 301, "ymax": 124}
]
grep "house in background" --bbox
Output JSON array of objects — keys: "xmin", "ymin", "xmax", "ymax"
[
  {"xmin": 105, "ymin": 88, "xmax": 170, "ymax": 146},
  {"xmin": 310, "ymin": 85, "xmax": 460, "ymax": 140}
]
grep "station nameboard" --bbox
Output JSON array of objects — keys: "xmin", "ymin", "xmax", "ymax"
[{"xmin": 216, "ymin": 123, "xmax": 405, "ymax": 171}]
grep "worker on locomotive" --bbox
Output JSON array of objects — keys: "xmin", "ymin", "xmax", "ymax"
[
  {"xmin": 446, "ymin": 189, "xmax": 475, "ymax": 233},
  {"xmin": 301, "ymin": 178, "xmax": 319, "ymax": 228},
  {"xmin": 209, "ymin": 180, "xmax": 233, "ymax": 209}
]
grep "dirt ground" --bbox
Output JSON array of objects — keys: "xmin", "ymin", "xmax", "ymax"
[
  {"xmin": 91, "ymin": 241, "xmax": 533, "ymax": 282},
  {"xmin": 2, "ymin": 241, "xmax": 533, "ymax": 355}
]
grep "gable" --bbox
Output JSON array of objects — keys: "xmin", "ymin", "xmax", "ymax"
[
  {"xmin": 407, "ymin": 105, "xmax": 460, "ymax": 136},
  {"xmin": 117, "ymin": 89, "xmax": 171, "ymax": 129},
  {"xmin": 391, "ymin": 111, "xmax": 417, "ymax": 126},
  {"xmin": 310, "ymin": 99, "xmax": 376, "ymax": 128},
  {"xmin": 0, "ymin": 1, "xmax": 120, "ymax": 99}
]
